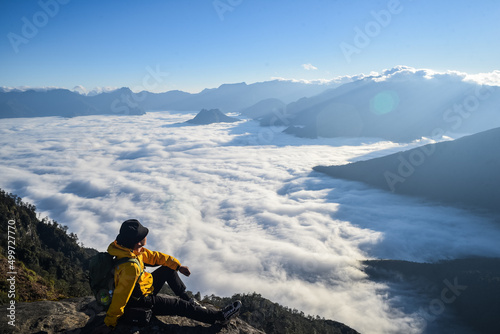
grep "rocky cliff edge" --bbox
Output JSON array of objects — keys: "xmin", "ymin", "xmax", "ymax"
[{"xmin": 1, "ymin": 296, "xmax": 265, "ymax": 334}]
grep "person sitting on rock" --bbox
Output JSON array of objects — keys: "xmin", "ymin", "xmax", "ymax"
[{"xmin": 93, "ymin": 219, "xmax": 241, "ymax": 333}]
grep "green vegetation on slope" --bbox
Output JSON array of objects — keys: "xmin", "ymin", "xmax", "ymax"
[
  {"xmin": 205, "ymin": 293, "xmax": 359, "ymax": 334},
  {"xmin": 0, "ymin": 189, "xmax": 97, "ymax": 303}
]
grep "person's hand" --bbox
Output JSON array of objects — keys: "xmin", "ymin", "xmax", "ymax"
[
  {"xmin": 179, "ymin": 265, "xmax": 191, "ymax": 277},
  {"xmin": 92, "ymin": 324, "xmax": 113, "ymax": 334}
]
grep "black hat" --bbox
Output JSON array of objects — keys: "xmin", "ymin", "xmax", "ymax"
[{"xmin": 116, "ymin": 219, "xmax": 149, "ymax": 249}]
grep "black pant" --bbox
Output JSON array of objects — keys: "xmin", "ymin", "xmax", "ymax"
[{"xmin": 125, "ymin": 266, "xmax": 223, "ymax": 324}]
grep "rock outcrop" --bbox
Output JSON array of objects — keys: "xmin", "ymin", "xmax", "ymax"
[
  {"xmin": 0, "ymin": 296, "xmax": 265, "ymax": 334},
  {"xmin": 186, "ymin": 109, "xmax": 239, "ymax": 125}
]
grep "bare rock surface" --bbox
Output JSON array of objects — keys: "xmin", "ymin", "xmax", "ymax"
[{"xmin": 1, "ymin": 296, "xmax": 264, "ymax": 334}]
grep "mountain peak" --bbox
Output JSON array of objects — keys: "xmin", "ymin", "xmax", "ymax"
[{"xmin": 186, "ymin": 108, "xmax": 239, "ymax": 125}]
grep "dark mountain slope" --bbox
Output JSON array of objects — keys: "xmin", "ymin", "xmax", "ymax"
[
  {"xmin": 364, "ymin": 258, "xmax": 500, "ymax": 334},
  {"xmin": 314, "ymin": 127, "xmax": 500, "ymax": 214}
]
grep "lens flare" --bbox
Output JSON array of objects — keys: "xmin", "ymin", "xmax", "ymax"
[{"xmin": 370, "ymin": 90, "xmax": 400, "ymax": 115}]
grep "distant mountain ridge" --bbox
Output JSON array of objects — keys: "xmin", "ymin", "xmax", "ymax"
[
  {"xmin": 239, "ymin": 98, "xmax": 286, "ymax": 119},
  {"xmin": 314, "ymin": 127, "xmax": 500, "ymax": 214},
  {"xmin": 0, "ymin": 80, "xmax": 339, "ymax": 118},
  {"xmin": 0, "ymin": 87, "xmax": 145, "ymax": 118},
  {"xmin": 3, "ymin": 67, "xmax": 499, "ymax": 144},
  {"xmin": 280, "ymin": 68, "xmax": 500, "ymax": 142}
]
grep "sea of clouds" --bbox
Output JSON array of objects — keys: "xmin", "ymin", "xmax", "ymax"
[{"xmin": 1, "ymin": 112, "xmax": 500, "ymax": 333}]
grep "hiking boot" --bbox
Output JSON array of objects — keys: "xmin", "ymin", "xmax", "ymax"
[
  {"xmin": 189, "ymin": 297, "xmax": 207, "ymax": 309},
  {"xmin": 220, "ymin": 300, "xmax": 242, "ymax": 325}
]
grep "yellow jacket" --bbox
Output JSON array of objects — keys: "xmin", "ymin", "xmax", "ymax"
[{"xmin": 104, "ymin": 241, "xmax": 182, "ymax": 327}]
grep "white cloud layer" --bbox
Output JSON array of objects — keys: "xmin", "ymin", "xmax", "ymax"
[
  {"xmin": 273, "ymin": 66, "xmax": 500, "ymax": 88},
  {"xmin": 1, "ymin": 112, "xmax": 499, "ymax": 333},
  {"xmin": 372, "ymin": 66, "xmax": 500, "ymax": 86}
]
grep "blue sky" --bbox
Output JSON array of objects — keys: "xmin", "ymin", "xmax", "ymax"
[{"xmin": 1, "ymin": 0, "xmax": 499, "ymax": 93}]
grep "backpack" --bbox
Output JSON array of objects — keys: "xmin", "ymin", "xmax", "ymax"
[{"xmin": 88, "ymin": 252, "xmax": 142, "ymax": 310}]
